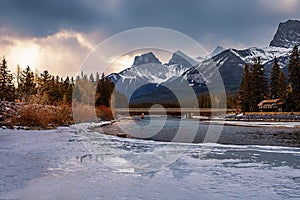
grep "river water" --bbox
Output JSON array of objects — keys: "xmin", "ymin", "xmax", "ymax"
[
  {"xmin": 1, "ymin": 119, "xmax": 300, "ymax": 199},
  {"xmin": 102, "ymin": 116, "xmax": 300, "ymax": 147}
]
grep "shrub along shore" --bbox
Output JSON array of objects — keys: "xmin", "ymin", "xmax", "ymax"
[
  {"xmin": 0, "ymin": 101, "xmax": 114, "ymax": 129},
  {"xmin": 0, "ymin": 101, "xmax": 73, "ymax": 129}
]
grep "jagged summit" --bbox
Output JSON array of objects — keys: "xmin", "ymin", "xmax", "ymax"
[
  {"xmin": 167, "ymin": 50, "xmax": 198, "ymax": 67},
  {"xmin": 270, "ymin": 19, "xmax": 300, "ymax": 48},
  {"xmin": 133, "ymin": 52, "xmax": 161, "ymax": 66},
  {"xmin": 211, "ymin": 46, "xmax": 225, "ymax": 57}
]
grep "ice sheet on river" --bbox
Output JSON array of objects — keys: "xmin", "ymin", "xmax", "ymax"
[{"xmin": 0, "ymin": 124, "xmax": 299, "ymax": 200}]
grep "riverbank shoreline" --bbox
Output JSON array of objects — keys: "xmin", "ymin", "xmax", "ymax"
[
  {"xmin": 90, "ymin": 117, "xmax": 300, "ymax": 147},
  {"xmin": 2, "ymin": 99, "xmax": 300, "ymax": 130}
]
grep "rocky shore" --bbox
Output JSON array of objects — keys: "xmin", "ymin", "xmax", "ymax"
[
  {"xmin": 90, "ymin": 122, "xmax": 134, "ymax": 139},
  {"xmin": 0, "ymin": 101, "xmax": 21, "ymax": 128},
  {"xmin": 225, "ymin": 113, "xmax": 300, "ymax": 122}
]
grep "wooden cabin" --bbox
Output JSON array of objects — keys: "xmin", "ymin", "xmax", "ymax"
[{"xmin": 257, "ymin": 99, "xmax": 284, "ymax": 112}]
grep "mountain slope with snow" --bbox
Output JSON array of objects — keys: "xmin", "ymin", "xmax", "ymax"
[
  {"xmin": 108, "ymin": 51, "xmax": 196, "ymax": 98},
  {"xmin": 270, "ymin": 19, "xmax": 300, "ymax": 48},
  {"xmin": 107, "ymin": 19, "xmax": 298, "ymax": 103},
  {"xmin": 230, "ymin": 46, "xmax": 290, "ymax": 65},
  {"xmin": 211, "ymin": 46, "xmax": 226, "ymax": 57}
]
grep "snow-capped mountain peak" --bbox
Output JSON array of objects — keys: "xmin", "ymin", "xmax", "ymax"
[
  {"xmin": 108, "ymin": 51, "xmax": 197, "ymax": 100},
  {"xmin": 270, "ymin": 19, "xmax": 300, "ymax": 48},
  {"xmin": 114, "ymin": 51, "xmax": 196, "ymax": 85},
  {"xmin": 133, "ymin": 52, "xmax": 161, "ymax": 66},
  {"xmin": 211, "ymin": 46, "xmax": 226, "ymax": 57},
  {"xmin": 167, "ymin": 50, "xmax": 198, "ymax": 68}
]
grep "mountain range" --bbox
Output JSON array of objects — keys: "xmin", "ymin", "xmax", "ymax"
[{"xmin": 108, "ymin": 19, "xmax": 298, "ymax": 104}]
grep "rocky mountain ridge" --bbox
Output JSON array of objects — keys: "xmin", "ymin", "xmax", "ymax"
[{"xmin": 108, "ymin": 19, "xmax": 299, "ymax": 103}]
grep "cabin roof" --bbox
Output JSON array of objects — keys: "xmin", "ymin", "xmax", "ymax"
[{"xmin": 257, "ymin": 99, "xmax": 284, "ymax": 107}]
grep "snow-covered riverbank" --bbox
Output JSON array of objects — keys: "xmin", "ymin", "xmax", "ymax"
[
  {"xmin": 1, "ymin": 124, "xmax": 299, "ymax": 199},
  {"xmin": 214, "ymin": 120, "xmax": 300, "ymax": 128}
]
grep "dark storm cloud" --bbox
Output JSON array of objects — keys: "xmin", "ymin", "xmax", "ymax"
[
  {"xmin": 0, "ymin": 0, "xmax": 103, "ymax": 36},
  {"xmin": 119, "ymin": 0, "xmax": 300, "ymax": 46},
  {"xmin": 1, "ymin": 0, "xmax": 300, "ymax": 47}
]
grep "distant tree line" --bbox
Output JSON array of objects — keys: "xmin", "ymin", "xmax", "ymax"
[
  {"xmin": 238, "ymin": 45, "xmax": 300, "ymax": 112},
  {"xmin": 0, "ymin": 58, "xmax": 127, "ymax": 108},
  {"xmin": 198, "ymin": 93, "xmax": 237, "ymax": 109},
  {"xmin": 129, "ymin": 94, "xmax": 237, "ymax": 109},
  {"xmin": 73, "ymin": 72, "xmax": 128, "ymax": 107},
  {"xmin": 0, "ymin": 59, "xmax": 74, "ymax": 104}
]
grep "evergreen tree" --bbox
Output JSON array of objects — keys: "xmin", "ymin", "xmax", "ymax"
[
  {"xmin": 198, "ymin": 94, "xmax": 211, "ymax": 108},
  {"xmin": 248, "ymin": 58, "xmax": 268, "ymax": 111},
  {"xmin": 74, "ymin": 72, "xmax": 96, "ymax": 105},
  {"xmin": 39, "ymin": 70, "xmax": 52, "ymax": 93},
  {"xmin": 238, "ymin": 64, "xmax": 251, "ymax": 111},
  {"xmin": 73, "ymin": 75, "xmax": 82, "ymax": 102},
  {"xmin": 95, "ymin": 74, "xmax": 105, "ymax": 105},
  {"xmin": 89, "ymin": 73, "xmax": 95, "ymax": 82},
  {"xmin": 95, "ymin": 73, "xmax": 115, "ymax": 106},
  {"xmin": 95, "ymin": 72, "xmax": 100, "ymax": 82},
  {"xmin": 277, "ymin": 70, "xmax": 287, "ymax": 101},
  {"xmin": 38, "ymin": 70, "xmax": 52, "ymax": 103},
  {"xmin": 287, "ymin": 45, "xmax": 300, "ymax": 110},
  {"xmin": 19, "ymin": 66, "xmax": 36, "ymax": 101},
  {"xmin": 47, "ymin": 76, "xmax": 62, "ymax": 103},
  {"xmin": 270, "ymin": 57, "xmax": 281, "ymax": 99},
  {"xmin": 62, "ymin": 76, "xmax": 73, "ymax": 104},
  {"xmin": 0, "ymin": 58, "xmax": 15, "ymax": 101},
  {"xmin": 227, "ymin": 95, "xmax": 238, "ymax": 109},
  {"xmin": 288, "ymin": 46, "xmax": 300, "ymax": 88}
]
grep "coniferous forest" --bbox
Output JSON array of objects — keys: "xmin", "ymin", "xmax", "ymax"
[
  {"xmin": 0, "ymin": 57, "xmax": 119, "ymax": 107},
  {"xmin": 0, "ymin": 58, "xmax": 121, "ymax": 127},
  {"xmin": 238, "ymin": 45, "xmax": 300, "ymax": 112}
]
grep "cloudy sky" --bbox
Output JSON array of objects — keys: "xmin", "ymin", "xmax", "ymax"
[{"xmin": 1, "ymin": 0, "xmax": 300, "ymax": 77}]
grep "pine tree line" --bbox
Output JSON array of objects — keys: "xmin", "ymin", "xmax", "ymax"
[
  {"xmin": 0, "ymin": 58, "xmax": 76, "ymax": 104},
  {"xmin": 0, "ymin": 58, "xmax": 128, "ymax": 107},
  {"xmin": 73, "ymin": 72, "xmax": 114, "ymax": 106},
  {"xmin": 198, "ymin": 93, "xmax": 237, "ymax": 109},
  {"xmin": 239, "ymin": 58, "xmax": 269, "ymax": 112},
  {"xmin": 72, "ymin": 72, "xmax": 128, "ymax": 108},
  {"xmin": 239, "ymin": 45, "xmax": 300, "ymax": 112}
]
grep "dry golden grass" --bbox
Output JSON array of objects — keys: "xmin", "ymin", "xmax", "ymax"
[
  {"xmin": 72, "ymin": 102, "xmax": 98, "ymax": 123},
  {"xmin": 95, "ymin": 105, "xmax": 114, "ymax": 121},
  {"xmin": 72, "ymin": 102, "xmax": 114, "ymax": 122},
  {"xmin": 2, "ymin": 101, "xmax": 114, "ymax": 129},
  {"xmin": 16, "ymin": 104, "xmax": 73, "ymax": 129}
]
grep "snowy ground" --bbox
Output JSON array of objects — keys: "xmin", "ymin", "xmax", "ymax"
[
  {"xmin": 0, "ymin": 124, "xmax": 300, "ymax": 200},
  {"xmin": 214, "ymin": 120, "xmax": 300, "ymax": 128}
]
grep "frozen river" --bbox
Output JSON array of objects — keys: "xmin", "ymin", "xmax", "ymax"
[{"xmin": 0, "ymin": 121, "xmax": 300, "ymax": 199}]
